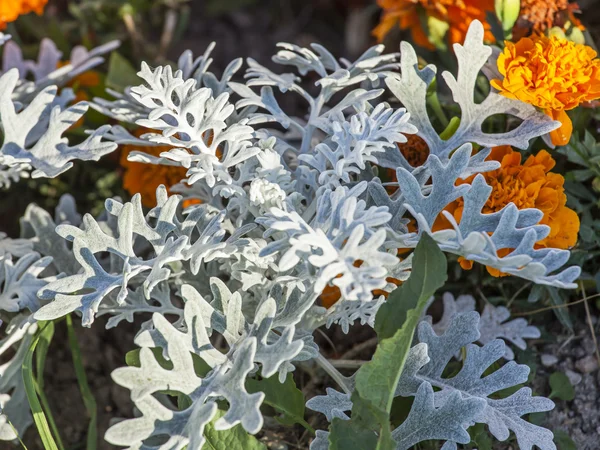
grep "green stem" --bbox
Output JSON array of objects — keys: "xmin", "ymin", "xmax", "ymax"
[
  {"xmin": 427, "ymin": 92, "xmax": 449, "ymax": 129},
  {"xmin": 66, "ymin": 314, "xmax": 98, "ymax": 450},
  {"xmin": 315, "ymin": 353, "xmax": 353, "ymax": 395}
]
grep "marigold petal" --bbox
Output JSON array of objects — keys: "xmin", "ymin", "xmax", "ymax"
[{"xmin": 548, "ymin": 108, "xmax": 573, "ymax": 146}]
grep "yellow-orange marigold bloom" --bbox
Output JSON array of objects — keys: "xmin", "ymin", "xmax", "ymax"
[
  {"xmin": 435, "ymin": 146, "xmax": 579, "ymax": 277},
  {"xmin": 513, "ymin": 0, "xmax": 584, "ymax": 41},
  {"xmin": 0, "ymin": 0, "xmax": 47, "ymax": 29},
  {"xmin": 491, "ymin": 34, "xmax": 600, "ymax": 146},
  {"xmin": 120, "ymin": 130, "xmax": 198, "ymax": 207},
  {"xmin": 373, "ymin": 0, "xmax": 495, "ymax": 49}
]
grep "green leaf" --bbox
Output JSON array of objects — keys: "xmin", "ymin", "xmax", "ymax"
[
  {"xmin": 329, "ymin": 415, "xmax": 379, "ymax": 450},
  {"xmin": 553, "ymin": 429, "xmax": 578, "ymax": 450},
  {"xmin": 549, "ymin": 372, "xmax": 575, "ymax": 401},
  {"xmin": 106, "ymin": 52, "xmax": 140, "ymax": 92},
  {"xmin": 246, "ymin": 374, "xmax": 313, "ymax": 432},
  {"xmin": 546, "ymin": 287, "xmax": 574, "ymax": 332},
  {"xmin": 330, "ymin": 234, "xmax": 447, "ymax": 450},
  {"xmin": 376, "ymin": 233, "xmax": 448, "ymax": 340},
  {"xmin": 470, "ymin": 423, "xmax": 494, "ymax": 450},
  {"xmin": 22, "ymin": 322, "xmax": 62, "ymax": 450},
  {"xmin": 202, "ymin": 409, "xmax": 267, "ymax": 450},
  {"xmin": 32, "ymin": 321, "xmax": 65, "ymax": 450}
]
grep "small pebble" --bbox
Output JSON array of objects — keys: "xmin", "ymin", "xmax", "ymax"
[
  {"xmin": 575, "ymin": 355, "xmax": 599, "ymax": 374},
  {"xmin": 541, "ymin": 354, "xmax": 559, "ymax": 367},
  {"xmin": 566, "ymin": 369, "xmax": 583, "ymax": 386}
]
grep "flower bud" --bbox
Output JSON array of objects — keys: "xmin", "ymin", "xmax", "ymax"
[{"xmin": 495, "ymin": 0, "xmax": 520, "ymax": 32}]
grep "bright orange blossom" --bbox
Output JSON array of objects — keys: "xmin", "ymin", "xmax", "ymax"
[
  {"xmin": 434, "ymin": 146, "xmax": 580, "ymax": 276},
  {"xmin": 373, "ymin": 0, "xmax": 495, "ymax": 49},
  {"xmin": 492, "ymin": 34, "xmax": 600, "ymax": 146},
  {"xmin": 0, "ymin": 0, "xmax": 47, "ymax": 29}
]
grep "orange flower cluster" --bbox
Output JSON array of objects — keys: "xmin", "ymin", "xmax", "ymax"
[
  {"xmin": 513, "ymin": 0, "xmax": 584, "ymax": 41},
  {"xmin": 0, "ymin": 0, "xmax": 47, "ymax": 29},
  {"xmin": 492, "ymin": 34, "xmax": 600, "ymax": 146},
  {"xmin": 435, "ymin": 146, "xmax": 579, "ymax": 276},
  {"xmin": 120, "ymin": 131, "xmax": 194, "ymax": 207},
  {"xmin": 373, "ymin": 0, "xmax": 495, "ymax": 49}
]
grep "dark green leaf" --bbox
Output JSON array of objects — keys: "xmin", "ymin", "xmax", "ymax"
[
  {"xmin": 246, "ymin": 374, "xmax": 313, "ymax": 432},
  {"xmin": 549, "ymin": 372, "xmax": 575, "ymax": 401},
  {"xmin": 546, "ymin": 287, "xmax": 573, "ymax": 332},
  {"xmin": 106, "ymin": 52, "xmax": 140, "ymax": 92},
  {"xmin": 329, "ymin": 416, "xmax": 379, "ymax": 450},
  {"xmin": 22, "ymin": 322, "xmax": 62, "ymax": 450},
  {"xmin": 376, "ymin": 233, "xmax": 448, "ymax": 340},
  {"xmin": 469, "ymin": 423, "xmax": 493, "ymax": 450},
  {"xmin": 202, "ymin": 409, "xmax": 267, "ymax": 450},
  {"xmin": 553, "ymin": 429, "xmax": 578, "ymax": 450}
]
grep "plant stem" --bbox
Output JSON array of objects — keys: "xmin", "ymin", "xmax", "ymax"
[
  {"xmin": 315, "ymin": 353, "xmax": 353, "ymax": 395},
  {"xmin": 67, "ymin": 314, "xmax": 98, "ymax": 450},
  {"xmin": 427, "ymin": 92, "xmax": 449, "ymax": 129}
]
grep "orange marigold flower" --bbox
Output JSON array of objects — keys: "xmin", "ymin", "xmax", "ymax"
[
  {"xmin": 491, "ymin": 34, "xmax": 600, "ymax": 146},
  {"xmin": 513, "ymin": 0, "xmax": 584, "ymax": 41},
  {"xmin": 120, "ymin": 130, "xmax": 196, "ymax": 207},
  {"xmin": 399, "ymin": 134, "xmax": 430, "ymax": 168},
  {"xmin": 385, "ymin": 134, "xmax": 430, "ymax": 195},
  {"xmin": 435, "ymin": 146, "xmax": 580, "ymax": 277},
  {"xmin": 373, "ymin": 0, "xmax": 495, "ymax": 49},
  {"xmin": 0, "ymin": 0, "xmax": 47, "ymax": 30}
]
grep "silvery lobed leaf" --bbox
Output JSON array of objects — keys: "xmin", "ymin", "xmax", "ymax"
[
  {"xmin": 392, "ymin": 382, "xmax": 485, "ymax": 449},
  {"xmin": 97, "ymin": 282, "xmax": 183, "ymax": 330},
  {"xmin": 0, "ymin": 252, "xmax": 59, "ymax": 313},
  {"xmin": 298, "ymin": 104, "xmax": 417, "ymax": 192},
  {"xmin": 0, "ymin": 69, "xmax": 117, "ymax": 184},
  {"xmin": 385, "ymin": 20, "xmax": 558, "ymax": 161},
  {"xmin": 306, "ymin": 388, "xmax": 352, "ymax": 421},
  {"xmin": 0, "ymin": 317, "xmax": 37, "ymax": 441},
  {"xmin": 2, "ymin": 38, "xmax": 119, "ymax": 103},
  {"xmin": 19, "ymin": 199, "xmax": 79, "ymax": 274},
  {"xmin": 34, "ymin": 187, "xmax": 188, "ymax": 326},
  {"xmin": 259, "ymin": 183, "xmax": 397, "ymax": 303},
  {"xmin": 0, "ymin": 232, "xmax": 32, "ymax": 258},
  {"xmin": 396, "ymin": 312, "xmax": 556, "ymax": 450},
  {"xmin": 430, "ymin": 292, "xmax": 540, "ymax": 360},
  {"xmin": 108, "ymin": 278, "xmax": 314, "ymax": 449}
]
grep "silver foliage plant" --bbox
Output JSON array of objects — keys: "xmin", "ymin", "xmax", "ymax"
[
  {"xmin": 0, "ymin": 34, "xmax": 119, "ymax": 187},
  {"xmin": 0, "ymin": 20, "xmax": 577, "ymax": 449}
]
